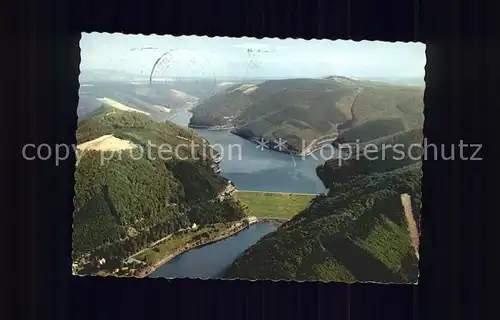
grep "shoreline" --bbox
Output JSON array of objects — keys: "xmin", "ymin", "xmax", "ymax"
[
  {"xmin": 228, "ymin": 129, "xmax": 342, "ymax": 158},
  {"xmin": 236, "ymin": 189, "xmax": 317, "ymax": 196},
  {"xmin": 232, "ymin": 132, "xmax": 347, "ymax": 158},
  {"xmin": 137, "ymin": 222, "xmax": 249, "ymax": 278},
  {"xmin": 187, "ymin": 124, "xmax": 234, "ymax": 131},
  {"xmin": 186, "ymin": 121, "xmax": 308, "ymax": 156},
  {"xmin": 259, "ymin": 218, "xmax": 288, "ymax": 227},
  {"xmin": 187, "ymin": 118, "xmax": 339, "ymax": 158},
  {"xmin": 230, "ymin": 129, "xmax": 310, "ymax": 156}
]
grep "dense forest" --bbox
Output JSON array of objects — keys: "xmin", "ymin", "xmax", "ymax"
[
  {"xmin": 75, "ymin": 76, "xmax": 424, "ymax": 281},
  {"xmin": 189, "ymin": 77, "xmax": 424, "ymax": 152},
  {"xmin": 73, "ymin": 106, "xmax": 247, "ymax": 272},
  {"xmin": 224, "ymin": 128, "xmax": 423, "ymax": 283},
  {"xmin": 316, "ymin": 128, "xmax": 423, "ymax": 187}
]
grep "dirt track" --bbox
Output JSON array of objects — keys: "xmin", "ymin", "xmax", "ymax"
[{"xmin": 400, "ymin": 193, "xmax": 420, "ymax": 260}]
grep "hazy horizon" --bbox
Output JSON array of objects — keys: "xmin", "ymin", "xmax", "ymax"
[
  {"xmin": 80, "ymin": 68, "xmax": 425, "ymax": 81},
  {"xmin": 80, "ymin": 33, "xmax": 425, "ymax": 80}
]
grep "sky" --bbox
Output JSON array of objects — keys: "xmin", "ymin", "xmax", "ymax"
[{"xmin": 80, "ymin": 33, "xmax": 426, "ymax": 79}]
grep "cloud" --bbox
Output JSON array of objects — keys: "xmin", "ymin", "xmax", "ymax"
[{"xmin": 233, "ymin": 42, "xmax": 271, "ymax": 50}]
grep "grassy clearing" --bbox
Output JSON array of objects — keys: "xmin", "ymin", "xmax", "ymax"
[
  {"xmin": 132, "ymin": 223, "xmax": 237, "ymax": 265},
  {"xmin": 225, "ymin": 164, "xmax": 422, "ymax": 283},
  {"xmin": 236, "ymin": 191, "xmax": 315, "ymax": 219}
]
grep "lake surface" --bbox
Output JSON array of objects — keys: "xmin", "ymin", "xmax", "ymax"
[
  {"xmin": 149, "ymin": 222, "xmax": 277, "ymax": 279},
  {"xmin": 79, "ymin": 82, "xmax": 330, "ymax": 278},
  {"xmin": 151, "ymin": 109, "xmax": 328, "ymax": 278},
  {"xmin": 79, "ymin": 83, "xmax": 332, "ymax": 194},
  {"xmin": 170, "ymin": 109, "xmax": 330, "ymax": 194}
]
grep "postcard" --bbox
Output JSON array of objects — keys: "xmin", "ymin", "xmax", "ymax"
[{"xmin": 72, "ymin": 33, "xmax": 425, "ymax": 283}]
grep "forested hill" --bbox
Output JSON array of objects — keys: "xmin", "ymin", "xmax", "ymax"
[
  {"xmin": 189, "ymin": 77, "xmax": 424, "ymax": 153},
  {"xmin": 224, "ymin": 129, "xmax": 423, "ymax": 283},
  {"xmin": 73, "ymin": 106, "xmax": 246, "ymax": 266}
]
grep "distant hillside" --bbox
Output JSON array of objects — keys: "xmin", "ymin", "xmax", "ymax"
[
  {"xmin": 79, "ymin": 69, "xmax": 145, "ymax": 82},
  {"xmin": 78, "ymin": 83, "xmax": 202, "ymax": 121},
  {"xmin": 189, "ymin": 77, "xmax": 424, "ymax": 153},
  {"xmin": 224, "ymin": 130, "xmax": 422, "ymax": 283},
  {"xmin": 355, "ymin": 77, "xmax": 425, "ymax": 87},
  {"xmin": 73, "ymin": 106, "xmax": 246, "ymax": 265},
  {"xmin": 316, "ymin": 128, "xmax": 423, "ymax": 187}
]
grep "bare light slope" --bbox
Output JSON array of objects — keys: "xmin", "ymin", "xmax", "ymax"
[
  {"xmin": 73, "ymin": 105, "xmax": 246, "ymax": 274},
  {"xmin": 97, "ymin": 97, "xmax": 151, "ymax": 115},
  {"xmin": 76, "ymin": 134, "xmax": 138, "ymax": 151}
]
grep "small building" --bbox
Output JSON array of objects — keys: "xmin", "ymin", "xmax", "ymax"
[
  {"xmin": 98, "ymin": 258, "xmax": 106, "ymax": 265},
  {"xmin": 191, "ymin": 223, "xmax": 198, "ymax": 230},
  {"xmin": 246, "ymin": 216, "xmax": 258, "ymax": 224}
]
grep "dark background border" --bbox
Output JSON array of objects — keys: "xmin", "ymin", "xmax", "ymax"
[{"xmin": 8, "ymin": 0, "xmax": 491, "ymax": 319}]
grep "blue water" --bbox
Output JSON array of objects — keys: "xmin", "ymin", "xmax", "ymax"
[
  {"xmin": 149, "ymin": 222, "xmax": 277, "ymax": 279},
  {"xmin": 151, "ymin": 110, "xmax": 329, "ymax": 279},
  {"xmin": 170, "ymin": 109, "xmax": 330, "ymax": 194},
  {"xmin": 79, "ymin": 83, "xmax": 328, "ymax": 279}
]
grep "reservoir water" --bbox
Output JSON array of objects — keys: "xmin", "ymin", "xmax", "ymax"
[
  {"xmin": 79, "ymin": 83, "xmax": 329, "ymax": 279},
  {"xmin": 170, "ymin": 109, "xmax": 330, "ymax": 194},
  {"xmin": 150, "ymin": 109, "xmax": 329, "ymax": 278},
  {"xmin": 150, "ymin": 222, "xmax": 277, "ymax": 279}
]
